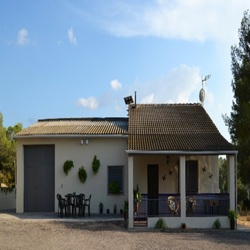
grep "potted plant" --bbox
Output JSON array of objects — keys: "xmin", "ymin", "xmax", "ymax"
[
  {"xmin": 63, "ymin": 160, "xmax": 74, "ymax": 175},
  {"xmin": 99, "ymin": 202, "xmax": 104, "ymax": 214},
  {"xmin": 124, "ymin": 200, "xmax": 128, "ymax": 220},
  {"xmin": 78, "ymin": 166, "xmax": 87, "ymax": 183},
  {"xmin": 228, "ymin": 209, "xmax": 237, "ymax": 230},
  {"xmin": 113, "ymin": 204, "xmax": 117, "ymax": 214},
  {"xmin": 92, "ymin": 155, "xmax": 100, "ymax": 174},
  {"xmin": 181, "ymin": 222, "xmax": 187, "ymax": 230},
  {"xmin": 108, "ymin": 181, "xmax": 120, "ymax": 194},
  {"xmin": 133, "ymin": 184, "xmax": 142, "ymax": 214}
]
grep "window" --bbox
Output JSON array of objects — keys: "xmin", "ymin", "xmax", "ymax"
[{"xmin": 108, "ymin": 166, "xmax": 124, "ymax": 194}]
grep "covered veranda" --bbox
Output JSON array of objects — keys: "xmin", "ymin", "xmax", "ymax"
[{"xmin": 127, "ymin": 152, "xmax": 237, "ymax": 229}]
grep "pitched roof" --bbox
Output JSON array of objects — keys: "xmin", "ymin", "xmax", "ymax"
[
  {"xmin": 15, "ymin": 118, "xmax": 128, "ymax": 137},
  {"xmin": 15, "ymin": 103, "xmax": 235, "ymax": 153},
  {"xmin": 128, "ymin": 103, "xmax": 234, "ymax": 152}
]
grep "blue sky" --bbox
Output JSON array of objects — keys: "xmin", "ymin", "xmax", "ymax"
[{"xmin": 1, "ymin": 0, "xmax": 249, "ymax": 141}]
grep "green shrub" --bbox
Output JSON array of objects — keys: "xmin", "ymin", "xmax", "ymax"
[
  {"xmin": 155, "ymin": 218, "xmax": 167, "ymax": 230},
  {"xmin": 213, "ymin": 219, "xmax": 221, "ymax": 229}
]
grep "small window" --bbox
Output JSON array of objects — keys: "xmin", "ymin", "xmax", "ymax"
[{"xmin": 108, "ymin": 166, "xmax": 124, "ymax": 194}]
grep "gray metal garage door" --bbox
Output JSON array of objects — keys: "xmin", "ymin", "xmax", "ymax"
[{"xmin": 24, "ymin": 145, "xmax": 55, "ymax": 212}]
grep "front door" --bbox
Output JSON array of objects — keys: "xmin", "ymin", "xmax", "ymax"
[{"xmin": 147, "ymin": 164, "xmax": 159, "ymax": 216}]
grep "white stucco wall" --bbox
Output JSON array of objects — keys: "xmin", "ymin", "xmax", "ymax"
[
  {"xmin": 16, "ymin": 136, "xmax": 128, "ymax": 214},
  {"xmin": 198, "ymin": 155, "xmax": 219, "ymax": 193},
  {"xmin": 148, "ymin": 216, "xmax": 230, "ymax": 229},
  {"xmin": 0, "ymin": 190, "xmax": 16, "ymax": 210}
]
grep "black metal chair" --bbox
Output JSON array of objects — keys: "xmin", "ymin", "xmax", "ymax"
[
  {"xmin": 84, "ymin": 194, "xmax": 91, "ymax": 216},
  {"xmin": 65, "ymin": 193, "xmax": 75, "ymax": 217},
  {"xmin": 74, "ymin": 194, "xmax": 85, "ymax": 218},
  {"xmin": 57, "ymin": 194, "xmax": 67, "ymax": 218}
]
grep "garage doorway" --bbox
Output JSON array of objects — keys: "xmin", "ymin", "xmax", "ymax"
[{"xmin": 24, "ymin": 145, "xmax": 55, "ymax": 212}]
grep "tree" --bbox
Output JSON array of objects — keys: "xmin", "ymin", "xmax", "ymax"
[
  {"xmin": 0, "ymin": 112, "xmax": 22, "ymax": 186},
  {"xmin": 224, "ymin": 10, "xmax": 250, "ymax": 186},
  {"xmin": 219, "ymin": 157, "xmax": 228, "ymax": 193}
]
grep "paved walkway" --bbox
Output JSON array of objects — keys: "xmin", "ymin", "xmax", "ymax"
[
  {"xmin": 0, "ymin": 209, "xmax": 124, "ymax": 223},
  {"xmin": 0, "ymin": 209, "xmax": 249, "ymax": 232}
]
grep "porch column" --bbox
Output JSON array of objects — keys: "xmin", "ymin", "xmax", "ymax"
[
  {"xmin": 179, "ymin": 156, "xmax": 186, "ymax": 220},
  {"xmin": 228, "ymin": 155, "xmax": 236, "ymax": 210},
  {"xmin": 128, "ymin": 156, "xmax": 134, "ymax": 228}
]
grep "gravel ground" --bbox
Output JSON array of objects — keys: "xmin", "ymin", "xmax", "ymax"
[{"xmin": 0, "ymin": 215, "xmax": 250, "ymax": 250}]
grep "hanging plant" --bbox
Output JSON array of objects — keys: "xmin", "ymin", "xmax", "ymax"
[
  {"xmin": 78, "ymin": 166, "xmax": 87, "ymax": 183},
  {"xmin": 92, "ymin": 155, "xmax": 100, "ymax": 174},
  {"xmin": 63, "ymin": 160, "xmax": 74, "ymax": 176}
]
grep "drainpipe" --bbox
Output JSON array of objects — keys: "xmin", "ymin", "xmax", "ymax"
[{"xmin": 235, "ymin": 153, "xmax": 238, "ymax": 228}]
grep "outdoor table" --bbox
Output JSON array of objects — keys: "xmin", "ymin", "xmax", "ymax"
[
  {"xmin": 65, "ymin": 193, "xmax": 85, "ymax": 217},
  {"xmin": 65, "ymin": 193, "xmax": 77, "ymax": 216}
]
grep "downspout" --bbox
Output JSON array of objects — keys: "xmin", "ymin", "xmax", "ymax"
[{"xmin": 235, "ymin": 153, "xmax": 238, "ymax": 228}]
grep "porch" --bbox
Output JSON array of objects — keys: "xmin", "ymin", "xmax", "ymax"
[{"xmin": 128, "ymin": 155, "xmax": 236, "ymax": 229}]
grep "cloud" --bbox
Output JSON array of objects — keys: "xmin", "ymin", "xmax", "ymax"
[
  {"xmin": 141, "ymin": 94, "xmax": 154, "ymax": 103},
  {"xmin": 78, "ymin": 0, "xmax": 248, "ymax": 45},
  {"xmin": 17, "ymin": 28, "xmax": 29, "ymax": 46},
  {"xmin": 67, "ymin": 27, "xmax": 77, "ymax": 45},
  {"xmin": 77, "ymin": 96, "xmax": 98, "ymax": 110},
  {"xmin": 134, "ymin": 64, "xmax": 201, "ymax": 104},
  {"xmin": 111, "ymin": 79, "xmax": 122, "ymax": 90}
]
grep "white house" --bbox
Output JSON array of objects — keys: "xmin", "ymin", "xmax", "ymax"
[{"xmin": 15, "ymin": 103, "xmax": 237, "ymax": 229}]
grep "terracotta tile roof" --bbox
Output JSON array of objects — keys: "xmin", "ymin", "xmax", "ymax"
[
  {"xmin": 128, "ymin": 103, "xmax": 234, "ymax": 152},
  {"xmin": 16, "ymin": 104, "xmax": 234, "ymax": 153},
  {"xmin": 15, "ymin": 118, "xmax": 128, "ymax": 136}
]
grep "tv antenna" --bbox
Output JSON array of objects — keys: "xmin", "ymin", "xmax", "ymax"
[{"xmin": 199, "ymin": 74, "xmax": 211, "ymax": 105}]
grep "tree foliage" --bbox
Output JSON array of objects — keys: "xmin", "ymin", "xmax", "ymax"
[
  {"xmin": 224, "ymin": 10, "xmax": 250, "ymax": 186},
  {"xmin": 218, "ymin": 157, "xmax": 228, "ymax": 193},
  {"xmin": 0, "ymin": 112, "xmax": 22, "ymax": 186}
]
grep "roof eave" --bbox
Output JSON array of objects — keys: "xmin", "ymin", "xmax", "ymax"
[
  {"xmin": 126, "ymin": 150, "xmax": 238, "ymax": 155},
  {"xmin": 15, "ymin": 134, "xmax": 128, "ymax": 139}
]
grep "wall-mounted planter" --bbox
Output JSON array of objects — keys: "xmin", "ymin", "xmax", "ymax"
[
  {"xmin": 92, "ymin": 155, "xmax": 100, "ymax": 174},
  {"xmin": 78, "ymin": 166, "xmax": 87, "ymax": 183},
  {"xmin": 63, "ymin": 160, "xmax": 74, "ymax": 176}
]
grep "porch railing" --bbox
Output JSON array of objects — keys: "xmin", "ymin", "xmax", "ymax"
[{"xmin": 135, "ymin": 193, "xmax": 229, "ymax": 218}]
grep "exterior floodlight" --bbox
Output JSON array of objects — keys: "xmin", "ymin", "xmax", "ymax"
[{"xmin": 124, "ymin": 96, "xmax": 134, "ymax": 105}]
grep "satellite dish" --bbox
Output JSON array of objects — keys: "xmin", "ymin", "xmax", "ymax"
[
  {"xmin": 199, "ymin": 88, "xmax": 205, "ymax": 103},
  {"xmin": 199, "ymin": 74, "xmax": 211, "ymax": 105}
]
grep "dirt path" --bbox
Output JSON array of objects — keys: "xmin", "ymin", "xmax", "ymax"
[
  {"xmin": 238, "ymin": 216, "xmax": 250, "ymax": 228},
  {"xmin": 0, "ymin": 219, "xmax": 250, "ymax": 250}
]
